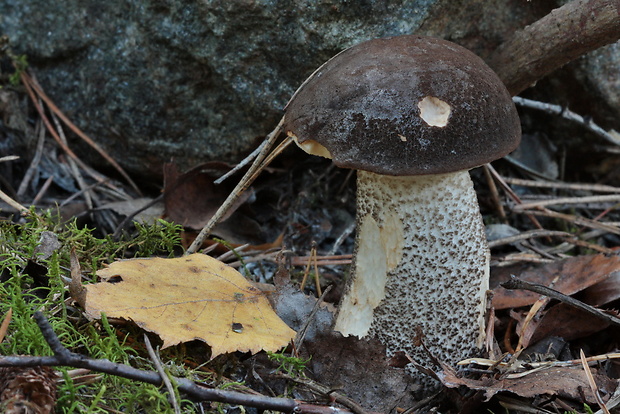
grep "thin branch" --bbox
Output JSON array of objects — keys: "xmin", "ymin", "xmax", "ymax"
[
  {"xmin": 144, "ymin": 334, "xmax": 180, "ymax": 414},
  {"xmin": 111, "ymin": 194, "xmax": 164, "ymax": 239},
  {"xmin": 32, "ymin": 312, "xmax": 72, "ymax": 363},
  {"xmin": 20, "ymin": 72, "xmax": 110, "ymax": 191},
  {"xmin": 487, "ymin": 230, "xmax": 572, "ymax": 248},
  {"xmin": 501, "ymin": 177, "xmax": 620, "ymax": 193},
  {"xmin": 488, "ymin": 0, "xmax": 620, "ymax": 95},
  {"xmin": 214, "ymin": 141, "xmax": 267, "ymax": 185},
  {"xmin": 186, "ymin": 117, "xmax": 285, "ymax": 255},
  {"xmin": 4, "ymin": 312, "xmax": 359, "ymax": 414},
  {"xmin": 513, "ymin": 97, "xmax": 620, "ymax": 146},
  {"xmin": 485, "ymin": 163, "xmax": 546, "ymax": 232},
  {"xmin": 0, "ymin": 156, "xmax": 20, "ymax": 162},
  {"xmin": 17, "ymin": 120, "xmax": 46, "ymax": 198},
  {"xmin": 483, "ymin": 164, "xmax": 507, "ymax": 221},
  {"xmin": 560, "ymin": 237, "xmax": 618, "ymax": 255},
  {"xmin": 515, "ymin": 208, "xmax": 620, "ymax": 235},
  {"xmin": 273, "ymin": 372, "xmax": 370, "ymax": 414},
  {"xmin": 512, "ymin": 194, "xmax": 620, "ymax": 212},
  {"xmin": 500, "ymin": 275, "xmax": 620, "ymax": 328},
  {"xmin": 0, "ymin": 188, "xmax": 28, "ymax": 212},
  {"xmin": 580, "ymin": 349, "xmax": 611, "ymax": 414},
  {"xmin": 51, "ymin": 111, "xmax": 95, "ymax": 210},
  {"xmin": 294, "ymin": 285, "xmax": 332, "ymax": 351}
]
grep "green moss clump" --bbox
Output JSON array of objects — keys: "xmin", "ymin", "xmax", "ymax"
[{"xmin": 0, "ymin": 211, "xmax": 203, "ymax": 413}]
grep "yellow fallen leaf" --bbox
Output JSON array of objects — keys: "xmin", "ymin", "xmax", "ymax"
[{"xmin": 84, "ymin": 254, "xmax": 295, "ymax": 358}]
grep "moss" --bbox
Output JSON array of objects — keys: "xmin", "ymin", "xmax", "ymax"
[{"xmin": 0, "ymin": 211, "xmax": 203, "ymax": 412}]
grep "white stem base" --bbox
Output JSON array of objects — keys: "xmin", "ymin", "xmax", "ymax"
[{"xmin": 334, "ymin": 170, "xmax": 489, "ymax": 382}]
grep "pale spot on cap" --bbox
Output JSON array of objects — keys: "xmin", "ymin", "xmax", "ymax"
[{"xmin": 418, "ymin": 96, "xmax": 451, "ymax": 127}]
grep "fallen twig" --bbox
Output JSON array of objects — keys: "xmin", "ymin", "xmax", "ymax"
[
  {"xmin": 294, "ymin": 285, "xmax": 332, "ymax": 351},
  {"xmin": 16, "ymin": 121, "xmax": 46, "ymax": 198},
  {"xmin": 272, "ymin": 372, "xmax": 370, "ymax": 414},
  {"xmin": 111, "ymin": 194, "xmax": 164, "ymax": 239},
  {"xmin": 20, "ymin": 74, "xmax": 112, "ymax": 195},
  {"xmin": 486, "ymin": 163, "xmax": 546, "ymax": 232},
  {"xmin": 144, "ymin": 334, "xmax": 180, "ymax": 414},
  {"xmin": 483, "ymin": 164, "xmax": 507, "ymax": 221},
  {"xmin": 31, "ymin": 175, "xmax": 54, "ymax": 205},
  {"xmin": 512, "ymin": 194, "xmax": 620, "ymax": 212},
  {"xmin": 214, "ymin": 141, "xmax": 268, "ymax": 185},
  {"xmin": 51, "ymin": 111, "xmax": 95, "ymax": 210},
  {"xmin": 459, "ymin": 351, "xmax": 620, "ymax": 370},
  {"xmin": 487, "ymin": 230, "xmax": 572, "ymax": 248},
  {"xmin": 580, "ymin": 349, "xmax": 611, "ymax": 414},
  {"xmin": 186, "ymin": 117, "xmax": 285, "ymax": 255},
  {"xmin": 0, "ymin": 312, "xmax": 355, "ymax": 414},
  {"xmin": 0, "ymin": 188, "xmax": 28, "ymax": 212},
  {"xmin": 513, "ymin": 97, "xmax": 620, "ymax": 146},
  {"xmin": 514, "ymin": 208, "xmax": 620, "ymax": 236},
  {"xmin": 501, "ymin": 275, "xmax": 620, "ymax": 328},
  {"xmin": 501, "ymin": 177, "xmax": 620, "ymax": 194},
  {"xmin": 488, "ymin": 0, "xmax": 620, "ymax": 95},
  {"xmin": 560, "ymin": 237, "xmax": 618, "ymax": 255}
]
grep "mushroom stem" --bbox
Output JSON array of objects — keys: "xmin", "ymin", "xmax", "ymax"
[{"xmin": 334, "ymin": 169, "xmax": 489, "ymax": 373}]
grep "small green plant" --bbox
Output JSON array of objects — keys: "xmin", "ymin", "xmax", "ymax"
[
  {"xmin": 267, "ymin": 350, "xmax": 310, "ymax": 377},
  {"xmin": 0, "ymin": 211, "xmax": 195, "ymax": 412},
  {"xmin": 562, "ymin": 404, "xmax": 594, "ymax": 414},
  {"xmin": 213, "ymin": 237, "xmax": 253, "ymax": 278},
  {"xmin": 1, "ymin": 210, "xmax": 183, "ymax": 272},
  {"xmin": 9, "ymin": 53, "xmax": 27, "ymax": 85},
  {"xmin": 0, "ymin": 36, "xmax": 28, "ymax": 87}
]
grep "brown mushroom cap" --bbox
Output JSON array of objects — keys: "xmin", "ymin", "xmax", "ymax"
[{"xmin": 284, "ymin": 35, "xmax": 521, "ymax": 176}]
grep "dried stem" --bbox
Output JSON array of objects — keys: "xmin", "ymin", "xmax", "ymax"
[
  {"xmin": 20, "ymin": 72, "xmax": 142, "ymax": 195},
  {"xmin": 186, "ymin": 117, "xmax": 285, "ymax": 255}
]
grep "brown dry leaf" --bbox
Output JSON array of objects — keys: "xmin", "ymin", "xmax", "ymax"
[
  {"xmin": 0, "ymin": 308, "xmax": 12, "ymax": 344},
  {"xmin": 164, "ymin": 162, "xmax": 271, "ymax": 246},
  {"xmin": 492, "ymin": 254, "xmax": 620, "ymax": 309},
  {"xmin": 439, "ymin": 363, "xmax": 617, "ymax": 404},
  {"xmin": 84, "ymin": 254, "xmax": 296, "ymax": 357},
  {"xmin": 511, "ymin": 297, "xmax": 549, "ymax": 351},
  {"xmin": 69, "ymin": 248, "xmax": 86, "ymax": 307},
  {"xmin": 163, "ymin": 162, "xmax": 253, "ymax": 230},
  {"xmin": 581, "ymin": 271, "xmax": 620, "ymax": 307},
  {"xmin": 526, "ymin": 303, "xmax": 612, "ymax": 344}
]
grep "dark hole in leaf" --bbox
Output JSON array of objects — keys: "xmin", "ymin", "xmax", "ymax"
[
  {"xmin": 232, "ymin": 322, "xmax": 244, "ymax": 333},
  {"xmin": 106, "ymin": 275, "xmax": 123, "ymax": 283}
]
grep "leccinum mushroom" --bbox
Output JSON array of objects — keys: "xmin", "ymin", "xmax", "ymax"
[{"xmin": 283, "ymin": 36, "xmax": 521, "ymax": 384}]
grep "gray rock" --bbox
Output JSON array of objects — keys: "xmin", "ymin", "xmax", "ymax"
[
  {"xmin": 3, "ymin": 0, "xmax": 616, "ymax": 179},
  {"xmin": 574, "ymin": 42, "xmax": 620, "ymax": 130}
]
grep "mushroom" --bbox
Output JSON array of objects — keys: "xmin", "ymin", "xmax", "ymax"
[{"xmin": 283, "ymin": 35, "xmax": 521, "ymax": 384}]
